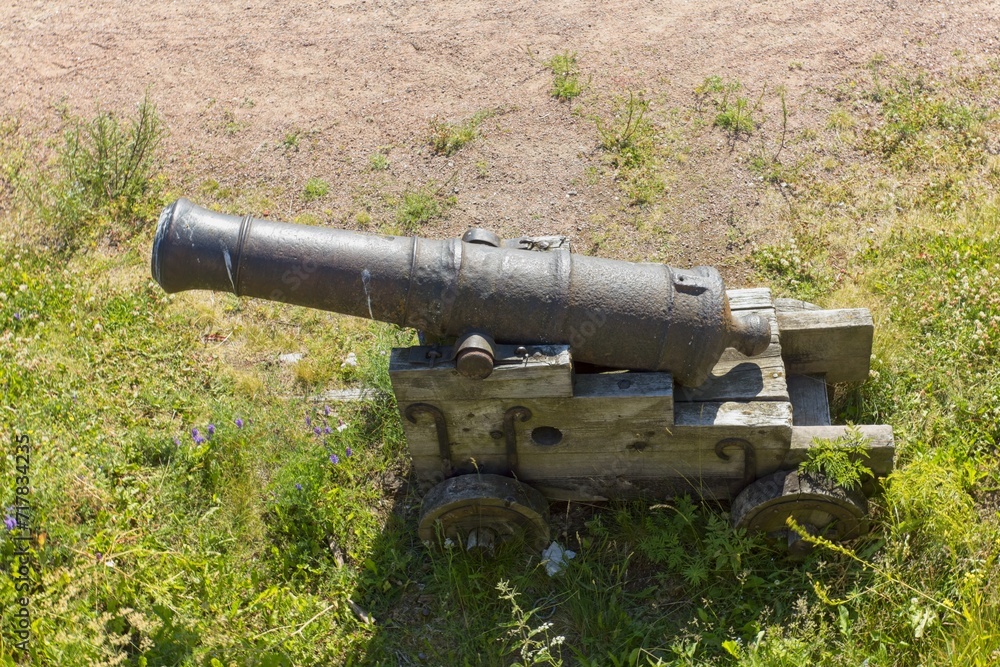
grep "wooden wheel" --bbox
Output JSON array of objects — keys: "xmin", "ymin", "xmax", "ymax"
[
  {"xmin": 418, "ymin": 474, "xmax": 550, "ymax": 551},
  {"xmin": 731, "ymin": 469, "xmax": 868, "ymax": 559}
]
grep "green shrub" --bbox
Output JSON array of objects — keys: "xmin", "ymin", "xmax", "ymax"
[
  {"xmin": 28, "ymin": 96, "xmax": 165, "ymax": 250},
  {"xmin": 800, "ymin": 427, "xmax": 872, "ymax": 491}
]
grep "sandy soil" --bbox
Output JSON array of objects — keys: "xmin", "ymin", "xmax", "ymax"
[{"xmin": 2, "ymin": 0, "xmax": 998, "ymax": 279}]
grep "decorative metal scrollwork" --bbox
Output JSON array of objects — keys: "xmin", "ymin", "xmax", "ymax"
[
  {"xmin": 715, "ymin": 438, "xmax": 757, "ymax": 490},
  {"xmin": 502, "ymin": 406, "xmax": 532, "ymax": 476},
  {"xmin": 406, "ymin": 403, "xmax": 452, "ymax": 477}
]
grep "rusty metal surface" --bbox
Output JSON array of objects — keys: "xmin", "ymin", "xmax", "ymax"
[{"xmin": 151, "ymin": 198, "xmax": 770, "ymax": 386}]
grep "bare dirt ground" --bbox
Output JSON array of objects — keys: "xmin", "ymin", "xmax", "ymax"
[{"xmin": 3, "ymin": 0, "xmax": 999, "ymax": 280}]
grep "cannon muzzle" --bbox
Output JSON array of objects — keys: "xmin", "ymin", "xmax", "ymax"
[{"xmin": 151, "ymin": 198, "xmax": 770, "ymax": 386}]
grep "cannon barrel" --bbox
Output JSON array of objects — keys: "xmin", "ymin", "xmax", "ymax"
[{"xmin": 151, "ymin": 198, "xmax": 770, "ymax": 386}]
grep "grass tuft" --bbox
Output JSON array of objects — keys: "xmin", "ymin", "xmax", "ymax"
[
  {"xmin": 368, "ymin": 151, "xmax": 389, "ymax": 172},
  {"xmin": 302, "ymin": 177, "xmax": 330, "ymax": 202},
  {"xmin": 596, "ymin": 92, "xmax": 665, "ymax": 205},
  {"xmin": 428, "ymin": 109, "xmax": 498, "ymax": 156},
  {"xmin": 393, "ymin": 184, "xmax": 456, "ymax": 233},
  {"xmin": 545, "ymin": 51, "xmax": 584, "ymax": 101}
]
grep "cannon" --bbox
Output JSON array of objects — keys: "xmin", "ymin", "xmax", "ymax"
[
  {"xmin": 153, "ymin": 199, "xmax": 771, "ymax": 387},
  {"xmin": 153, "ymin": 199, "xmax": 894, "ymax": 557}
]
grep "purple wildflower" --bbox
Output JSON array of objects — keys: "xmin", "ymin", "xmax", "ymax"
[
  {"xmin": 324, "ymin": 404, "xmax": 331, "ymax": 416},
  {"xmin": 345, "ymin": 446, "xmax": 352, "ymax": 458},
  {"xmin": 235, "ymin": 418, "xmax": 244, "ymax": 428},
  {"xmin": 323, "ymin": 426, "xmax": 332, "ymax": 435},
  {"xmin": 295, "ymin": 483, "xmax": 303, "ymax": 491},
  {"xmin": 329, "ymin": 454, "xmax": 339, "ymax": 465},
  {"xmin": 173, "ymin": 437, "xmax": 181, "ymax": 447},
  {"xmin": 191, "ymin": 427, "xmax": 206, "ymax": 445},
  {"xmin": 3, "ymin": 515, "xmax": 16, "ymax": 531},
  {"xmin": 305, "ymin": 415, "xmax": 312, "ymax": 427},
  {"xmin": 313, "ymin": 426, "xmax": 322, "ymax": 436},
  {"xmin": 207, "ymin": 424, "xmax": 216, "ymax": 437},
  {"xmin": 13, "ymin": 313, "xmax": 21, "ymax": 321}
]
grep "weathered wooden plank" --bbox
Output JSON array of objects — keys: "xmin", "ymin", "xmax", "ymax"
[
  {"xmin": 401, "ymin": 390, "xmax": 674, "ymax": 461},
  {"xmin": 389, "ymin": 344, "xmax": 574, "ymax": 400},
  {"xmin": 673, "ymin": 400, "xmax": 792, "ymax": 428},
  {"xmin": 787, "ymin": 374, "xmax": 831, "ymax": 426},
  {"xmin": 783, "ymin": 425, "xmax": 894, "ymax": 477},
  {"xmin": 777, "ymin": 309, "xmax": 873, "ymax": 383},
  {"xmin": 774, "ymin": 297, "xmax": 821, "ymax": 312},
  {"xmin": 407, "ymin": 399, "xmax": 793, "ymax": 495},
  {"xmin": 727, "ymin": 288, "xmax": 773, "ymax": 311},
  {"xmin": 412, "ymin": 444, "xmax": 746, "ymax": 481},
  {"xmin": 574, "ymin": 372, "xmax": 673, "ymax": 401},
  {"xmin": 306, "ymin": 388, "xmax": 374, "ymax": 403},
  {"xmin": 529, "ymin": 476, "xmax": 741, "ymax": 503},
  {"xmin": 674, "ymin": 354, "xmax": 786, "ymax": 402}
]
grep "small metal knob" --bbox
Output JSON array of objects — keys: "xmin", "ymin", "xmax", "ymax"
[
  {"xmin": 456, "ymin": 348, "xmax": 495, "ymax": 379},
  {"xmin": 454, "ymin": 331, "xmax": 497, "ymax": 379},
  {"xmin": 730, "ymin": 312, "xmax": 771, "ymax": 357}
]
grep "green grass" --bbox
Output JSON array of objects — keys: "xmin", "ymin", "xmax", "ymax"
[
  {"xmin": 282, "ymin": 130, "xmax": 301, "ymax": 151},
  {"xmin": 368, "ymin": 152, "xmax": 389, "ymax": 172},
  {"xmin": 545, "ymin": 51, "xmax": 584, "ymax": 101},
  {"xmin": 3, "ymin": 60, "xmax": 1000, "ymax": 666},
  {"xmin": 596, "ymin": 92, "xmax": 665, "ymax": 205},
  {"xmin": 428, "ymin": 109, "xmax": 498, "ymax": 156},
  {"xmin": 4, "ymin": 96, "xmax": 164, "ymax": 251},
  {"xmin": 302, "ymin": 177, "xmax": 330, "ymax": 202},
  {"xmin": 696, "ymin": 76, "xmax": 761, "ymax": 139},
  {"xmin": 390, "ymin": 184, "xmax": 456, "ymax": 234}
]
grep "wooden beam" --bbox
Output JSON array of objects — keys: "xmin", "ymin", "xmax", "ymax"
[
  {"xmin": 777, "ymin": 309, "xmax": 873, "ymax": 383},
  {"xmin": 389, "ymin": 344, "xmax": 574, "ymax": 400},
  {"xmin": 783, "ymin": 425, "xmax": 894, "ymax": 477},
  {"xmin": 787, "ymin": 373, "xmax": 831, "ymax": 426},
  {"xmin": 727, "ymin": 288, "xmax": 773, "ymax": 311}
]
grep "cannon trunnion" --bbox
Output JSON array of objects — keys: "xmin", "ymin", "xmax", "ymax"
[{"xmin": 151, "ymin": 199, "xmax": 894, "ymax": 556}]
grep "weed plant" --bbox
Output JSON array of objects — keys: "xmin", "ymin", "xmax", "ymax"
[
  {"xmin": 8, "ymin": 96, "xmax": 164, "ymax": 251},
  {"xmin": 696, "ymin": 76, "xmax": 761, "ymax": 139},
  {"xmin": 368, "ymin": 152, "xmax": 389, "ymax": 172},
  {"xmin": 545, "ymin": 51, "xmax": 584, "ymax": 102},
  {"xmin": 596, "ymin": 92, "xmax": 665, "ymax": 205},
  {"xmin": 302, "ymin": 177, "xmax": 330, "ymax": 202},
  {"xmin": 428, "ymin": 109, "xmax": 497, "ymax": 156}
]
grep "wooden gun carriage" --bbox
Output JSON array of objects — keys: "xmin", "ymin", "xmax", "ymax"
[
  {"xmin": 392, "ymin": 289, "xmax": 892, "ymax": 556},
  {"xmin": 151, "ymin": 199, "xmax": 894, "ymax": 556}
]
